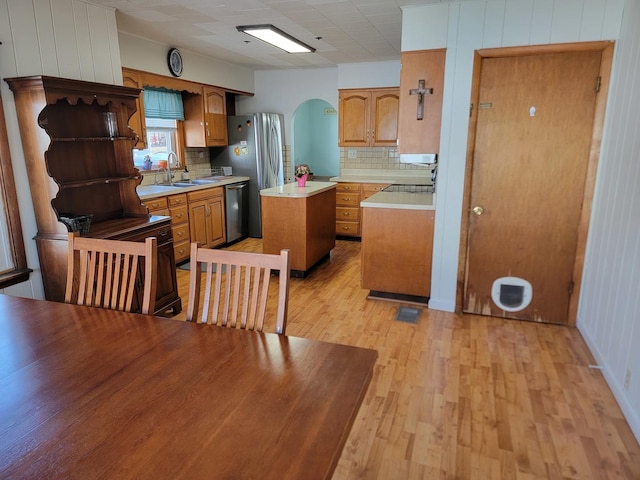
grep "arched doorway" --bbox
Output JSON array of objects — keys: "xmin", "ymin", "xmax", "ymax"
[{"xmin": 292, "ymin": 99, "xmax": 339, "ymax": 180}]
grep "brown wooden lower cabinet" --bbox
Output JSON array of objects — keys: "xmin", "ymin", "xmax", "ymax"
[
  {"xmin": 335, "ymin": 182, "xmax": 390, "ymax": 237},
  {"xmin": 36, "ymin": 217, "xmax": 181, "ymax": 316},
  {"xmin": 188, "ymin": 187, "xmax": 226, "ymax": 248},
  {"xmin": 105, "ymin": 217, "xmax": 182, "ymax": 315},
  {"xmin": 361, "ymin": 207, "xmax": 435, "ymax": 298},
  {"xmin": 262, "ymin": 187, "xmax": 336, "ymax": 274}
]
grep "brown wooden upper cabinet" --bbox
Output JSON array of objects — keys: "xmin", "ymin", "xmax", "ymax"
[
  {"xmin": 121, "ymin": 68, "xmax": 147, "ymax": 149},
  {"xmin": 398, "ymin": 49, "xmax": 446, "ymax": 154},
  {"xmin": 338, "ymin": 88, "xmax": 399, "ymax": 147},
  {"xmin": 183, "ymin": 86, "xmax": 228, "ymax": 147}
]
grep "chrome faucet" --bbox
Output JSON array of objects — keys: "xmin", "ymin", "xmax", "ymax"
[{"xmin": 167, "ymin": 151, "xmax": 178, "ymax": 169}]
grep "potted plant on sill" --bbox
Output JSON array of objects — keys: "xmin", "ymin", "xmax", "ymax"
[{"xmin": 295, "ymin": 164, "xmax": 312, "ymax": 187}]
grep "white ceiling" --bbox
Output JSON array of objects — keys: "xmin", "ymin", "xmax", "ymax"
[{"xmin": 89, "ymin": 0, "xmax": 445, "ymax": 70}]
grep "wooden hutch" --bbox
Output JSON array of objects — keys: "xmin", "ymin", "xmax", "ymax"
[{"xmin": 6, "ymin": 75, "xmax": 181, "ymax": 315}]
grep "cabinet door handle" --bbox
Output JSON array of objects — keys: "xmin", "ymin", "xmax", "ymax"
[
  {"xmin": 158, "ymin": 229, "xmax": 169, "ymax": 237},
  {"xmin": 342, "ymin": 212, "xmax": 350, "ymax": 216}
]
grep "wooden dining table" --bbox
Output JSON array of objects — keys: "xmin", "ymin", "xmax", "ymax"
[{"xmin": 0, "ymin": 294, "xmax": 377, "ymax": 479}]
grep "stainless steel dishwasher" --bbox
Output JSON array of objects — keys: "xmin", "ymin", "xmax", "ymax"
[{"xmin": 225, "ymin": 181, "xmax": 249, "ymax": 244}]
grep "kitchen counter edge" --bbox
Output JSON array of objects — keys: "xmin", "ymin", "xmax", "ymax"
[
  {"xmin": 137, "ymin": 176, "xmax": 250, "ymax": 200},
  {"xmin": 260, "ymin": 181, "xmax": 337, "ymax": 198},
  {"xmin": 361, "ymin": 191, "xmax": 436, "ymax": 210}
]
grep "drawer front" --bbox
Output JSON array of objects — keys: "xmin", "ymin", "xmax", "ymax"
[
  {"xmin": 173, "ymin": 239, "xmax": 190, "ymax": 263},
  {"xmin": 170, "ymin": 205, "xmax": 188, "ymax": 224},
  {"xmin": 168, "ymin": 193, "xmax": 188, "ymax": 207},
  {"xmin": 336, "ymin": 182, "xmax": 360, "ymax": 193},
  {"xmin": 145, "ymin": 197, "xmax": 168, "ymax": 212},
  {"xmin": 336, "ymin": 207, "xmax": 360, "ymax": 222},
  {"xmin": 335, "ymin": 192, "xmax": 361, "ymax": 207},
  {"xmin": 187, "ymin": 186, "xmax": 223, "ymax": 202},
  {"xmin": 113, "ymin": 221, "xmax": 173, "ymax": 246},
  {"xmin": 362, "ymin": 183, "xmax": 390, "ymax": 199},
  {"xmin": 336, "ymin": 221, "xmax": 360, "ymax": 236},
  {"xmin": 171, "ymin": 223, "xmax": 190, "ymax": 244}
]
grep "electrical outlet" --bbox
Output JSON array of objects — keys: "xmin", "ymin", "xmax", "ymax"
[
  {"xmin": 348, "ymin": 149, "xmax": 357, "ymax": 159},
  {"xmin": 624, "ymin": 369, "xmax": 632, "ymax": 390},
  {"xmin": 199, "ymin": 151, "xmax": 204, "ymax": 159}
]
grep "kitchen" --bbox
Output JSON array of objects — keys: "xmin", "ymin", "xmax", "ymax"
[{"xmin": 1, "ymin": 0, "xmax": 639, "ymax": 477}]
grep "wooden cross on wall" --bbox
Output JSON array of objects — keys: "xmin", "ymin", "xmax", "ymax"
[{"xmin": 409, "ymin": 79, "xmax": 434, "ymax": 121}]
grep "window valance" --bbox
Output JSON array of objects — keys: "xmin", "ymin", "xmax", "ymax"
[{"xmin": 143, "ymin": 87, "xmax": 184, "ymax": 120}]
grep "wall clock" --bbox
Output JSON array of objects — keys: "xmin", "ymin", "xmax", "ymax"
[{"xmin": 168, "ymin": 48, "xmax": 183, "ymax": 77}]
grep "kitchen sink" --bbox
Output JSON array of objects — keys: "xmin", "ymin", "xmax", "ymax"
[
  {"xmin": 171, "ymin": 181, "xmax": 197, "ymax": 188},
  {"xmin": 171, "ymin": 178, "xmax": 220, "ymax": 188},
  {"xmin": 192, "ymin": 178, "xmax": 221, "ymax": 184}
]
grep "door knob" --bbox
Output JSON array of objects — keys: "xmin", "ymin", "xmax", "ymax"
[{"xmin": 472, "ymin": 205, "xmax": 484, "ymax": 215}]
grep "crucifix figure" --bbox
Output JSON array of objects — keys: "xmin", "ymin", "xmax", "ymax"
[{"xmin": 409, "ymin": 79, "xmax": 434, "ymax": 121}]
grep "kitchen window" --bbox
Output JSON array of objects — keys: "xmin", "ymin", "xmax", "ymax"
[
  {"xmin": 133, "ymin": 118, "xmax": 181, "ymax": 170},
  {"xmin": 133, "ymin": 87, "xmax": 185, "ymax": 170},
  {"xmin": 0, "ymin": 95, "xmax": 31, "ymax": 289}
]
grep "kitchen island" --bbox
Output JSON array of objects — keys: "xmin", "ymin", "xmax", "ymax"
[
  {"xmin": 260, "ymin": 181, "xmax": 337, "ymax": 277},
  {"xmin": 361, "ymin": 187, "xmax": 435, "ymax": 304}
]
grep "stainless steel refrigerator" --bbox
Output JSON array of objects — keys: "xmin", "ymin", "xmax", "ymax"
[{"xmin": 211, "ymin": 114, "xmax": 285, "ymax": 237}]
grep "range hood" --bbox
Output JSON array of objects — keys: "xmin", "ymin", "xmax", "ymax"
[{"xmin": 399, "ymin": 153, "xmax": 437, "ymax": 165}]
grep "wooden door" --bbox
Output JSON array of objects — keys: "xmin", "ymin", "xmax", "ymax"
[
  {"xmin": 338, "ymin": 90, "xmax": 369, "ymax": 146},
  {"xmin": 371, "ymin": 89, "xmax": 399, "ymax": 146},
  {"xmin": 206, "ymin": 196, "xmax": 226, "ymax": 247},
  {"xmin": 203, "ymin": 87, "xmax": 227, "ymax": 146},
  {"xmin": 463, "ymin": 50, "xmax": 602, "ymax": 325},
  {"xmin": 189, "ymin": 200, "xmax": 208, "ymax": 247}
]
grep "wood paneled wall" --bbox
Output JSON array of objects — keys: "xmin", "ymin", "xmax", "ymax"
[
  {"xmin": 401, "ymin": 0, "xmax": 636, "ymax": 443},
  {"xmin": 577, "ymin": 0, "xmax": 640, "ymax": 443},
  {"xmin": 0, "ymin": 0, "xmax": 121, "ymax": 299}
]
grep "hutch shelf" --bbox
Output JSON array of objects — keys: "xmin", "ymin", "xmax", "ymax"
[{"xmin": 6, "ymin": 75, "xmax": 181, "ymax": 315}]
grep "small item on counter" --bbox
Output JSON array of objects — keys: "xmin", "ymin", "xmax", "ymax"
[
  {"xmin": 182, "ymin": 166, "xmax": 190, "ymax": 180},
  {"xmin": 142, "ymin": 155, "xmax": 152, "ymax": 170}
]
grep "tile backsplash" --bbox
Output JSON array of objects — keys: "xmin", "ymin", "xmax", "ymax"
[{"xmin": 340, "ymin": 147, "xmax": 432, "ymax": 172}]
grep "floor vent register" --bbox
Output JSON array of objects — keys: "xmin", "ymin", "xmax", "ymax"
[{"xmin": 395, "ymin": 306, "xmax": 421, "ymax": 324}]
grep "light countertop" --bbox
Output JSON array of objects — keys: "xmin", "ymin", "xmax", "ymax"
[
  {"xmin": 137, "ymin": 176, "xmax": 250, "ymax": 200},
  {"xmin": 361, "ymin": 191, "xmax": 436, "ymax": 210},
  {"xmin": 260, "ymin": 181, "xmax": 337, "ymax": 198}
]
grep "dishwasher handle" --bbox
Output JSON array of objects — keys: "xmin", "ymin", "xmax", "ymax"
[{"xmin": 227, "ymin": 183, "xmax": 247, "ymax": 190}]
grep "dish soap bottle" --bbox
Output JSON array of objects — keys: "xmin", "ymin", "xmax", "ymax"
[{"xmin": 181, "ymin": 165, "xmax": 190, "ymax": 181}]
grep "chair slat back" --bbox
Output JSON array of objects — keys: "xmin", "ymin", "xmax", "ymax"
[
  {"xmin": 186, "ymin": 244, "xmax": 290, "ymax": 334},
  {"xmin": 65, "ymin": 232, "xmax": 158, "ymax": 314}
]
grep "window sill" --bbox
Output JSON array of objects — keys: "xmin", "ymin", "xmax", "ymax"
[{"xmin": 0, "ymin": 268, "xmax": 33, "ymax": 290}]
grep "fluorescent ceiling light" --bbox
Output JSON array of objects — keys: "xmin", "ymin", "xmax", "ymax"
[{"xmin": 237, "ymin": 24, "xmax": 315, "ymax": 54}]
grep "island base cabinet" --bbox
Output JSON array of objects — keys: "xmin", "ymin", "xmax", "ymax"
[
  {"xmin": 261, "ymin": 189, "xmax": 336, "ymax": 274},
  {"xmin": 361, "ymin": 208, "xmax": 435, "ymax": 298}
]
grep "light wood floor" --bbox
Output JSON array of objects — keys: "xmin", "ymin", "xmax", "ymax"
[{"xmin": 172, "ymin": 238, "xmax": 640, "ymax": 479}]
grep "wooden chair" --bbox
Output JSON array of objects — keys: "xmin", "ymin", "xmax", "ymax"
[
  {"xmin": 65, "ymin": 232, "xmax": 158, "ymax": 314},
  {"xmin": 186, "ymin": 243, "xmax": 290, "ymax": 334}
]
